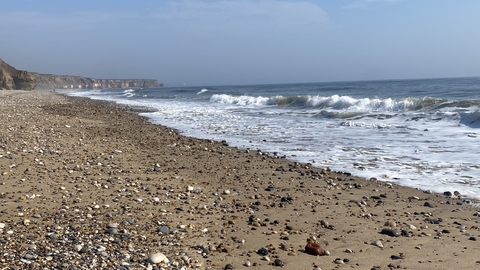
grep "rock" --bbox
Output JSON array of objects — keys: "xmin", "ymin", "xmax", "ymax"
[
  {"xmin": 424, "ymin": 201, "xmax": 433, "ymax": 208},
  {"xmin": 159, "ymin": 225, "xmax": 169, "ymax": 234},
  {"xmin": 257, "ymin": 247, "xmax": 269, "ymax": 256},
  {"xmin": 273, "ymin": 259, "xmax": 284, "ymax": 266},
  {"xmin": 384, "ymin": 220, "xmax": 396, "ymax": 227},
  {"xmin": 0, "ymin": 58, "xmax": 36, "ymax": 90},
  {"xmin": 106, "ymin": 227, "xmax": 118, "ymax": 235},
  {"xmin": 148, "ymin": 252, "xmax": 166, "ymax": 264},
  {"xmin": 372, "ymin": 240, "xmax": 383, "ymax": 248},
  {"xmin": 380, "ymin": 228, "xmax": 401, "ymax": 237},
  {"xmin": 305, "ymin": 239, "xmax": 325, "ymax": 256},
  {"xmin": 34, "ymin": 73, "xmax": 160, "ymax": 90}
]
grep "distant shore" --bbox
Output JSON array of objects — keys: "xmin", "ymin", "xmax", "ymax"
[{"xmin": 0, "ymin": 90, "xmax": 479, "ymax": 270}]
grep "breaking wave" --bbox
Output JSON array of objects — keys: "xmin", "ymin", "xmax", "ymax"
[{"xmin": 210, "ymin": 94, "xmax": 460, "ymax": 113}]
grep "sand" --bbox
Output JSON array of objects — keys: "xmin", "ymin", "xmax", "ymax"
[{"xmin": 1, "ymin": 90, "xmax": 479, "ymax": 270}]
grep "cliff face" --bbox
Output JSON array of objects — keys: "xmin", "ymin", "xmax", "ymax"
[
  {"xmin": 34, "ymin": 74, "xmax": 161, "ymax": 90},
  {"xmin": 0, "ymin": 58, "xmax": 36, "ymax": 90}
]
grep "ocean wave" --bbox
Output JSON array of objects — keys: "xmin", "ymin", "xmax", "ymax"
[
  {"xmin": 340, "ymin": 120, "xmax": 393, "ymax": 129},
  {"xmin": 197, "ymin": 88, "xmax": 210, "ymax": 95},
  {"xmin": 121, "ymin": 89, "xmax": 136, "ymax": 98},
  {"xmin": 212, "ymin": 93, "xmax": 452, "ymax": 112},
  {"xmin": 460, "ymin": 110, "xmax": 480, "ymax": 128},
  {"xmin": 210, "ymin": 94, "xmax": 270, "ymax": 106}
]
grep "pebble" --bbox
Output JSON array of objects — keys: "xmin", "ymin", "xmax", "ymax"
[
  {"xmin": 273, "ymin": 259, "xmax": 284, "ymax": 266},
  {"xmin": 159, "ymin": 225, "xmax": 170, "ymax": 234},
  {"xmin": 305, "ymin": 239, "xmax": 325, "ymax": 256},
  {"xmin": 380, "ymin": 228, "xmax": 401, "ymax": 237},
  {"xmin": 372, "ymin": 240, "xmax": 384, "ymax": 248},
  {"xmin": 106, "ymin": 227, "xmax": 118, "ymax": 234},
  {"xmin": 257, "ymin": 247, "xmax": 269, "ymax": 256},
  {"xmin": 148, "ymin": 252, "xmax": 166, "ymax": 264},
  {"xmin": 405, "ymin": 223, "xmax": 417, "ymax": 230},
  {"xmin": 424, "ymin": 201, "xmax": 433, "ymax": 208}
]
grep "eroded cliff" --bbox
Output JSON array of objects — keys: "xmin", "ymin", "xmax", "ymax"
[
  {"xmin": 0, "ymin": 58, "xmax": 36, "ymax": 90},
  {"xmin": 34, "ymin": 74, "xmax": 161, "ymax": 90}
]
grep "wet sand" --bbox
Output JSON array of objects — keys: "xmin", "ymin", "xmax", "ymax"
[{"xmin": 1, "ymin": 90, "xmax": 479, "ymax": 270}]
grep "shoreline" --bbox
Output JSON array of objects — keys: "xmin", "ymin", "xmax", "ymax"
[{"xmin": 1, "ymin": 90, "xmax": 479, "ymax": 269}]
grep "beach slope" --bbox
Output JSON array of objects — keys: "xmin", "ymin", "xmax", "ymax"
[{"xmin": 0, "ymin": 91, "xmax": 479, "ymax": 269}]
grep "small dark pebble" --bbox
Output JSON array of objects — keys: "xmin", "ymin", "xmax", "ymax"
[
  {"xmin": 424, "ymin": 202, "xmax": 433, "ymax": 208},
  {"xmin": 380, "ymin": 228, "xmax": 401, "ymax": 237},
  {"xmin": 224, "ymin": 264, "xmax": 234, "ymax": 269},
  {"xmin": 106, "ymin": 228, "xmax": 118, "ymax": 235},
  {"xmin": 257, "ymin": 247, "xmax": 269, "ymax": 256},
  {"xmin": 390, "ymin": 255, "xmax": 403, "ymax": 260},
  {"xmin": 469, "ymin": 236, "xmax": 477, "ymax": 241},
  {"xmin": 442, "ymin": 229, "xmax": 450, "ymax": 234},
  {"xmin": 265, "ymin": 186, "xmax": 275, "ymax": 191},
  {"xmin": 443, "ymin": 191, "xmax": 452, "ymax": 197},
  {"xmin": 273, "ymin": 259, "xmax": 284, "ymax": 267},
  {"xmin": 425, "ymin": 218, "xmax": 442, "ymax": 224},
  {"xmin": 343, "ymin": 258, "xmax": 350, "ymax": 263}
]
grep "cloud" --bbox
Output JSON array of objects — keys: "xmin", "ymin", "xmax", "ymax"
[{"xmin": 343, "ymin": 0, "xmax": 402, "ymax": 9}]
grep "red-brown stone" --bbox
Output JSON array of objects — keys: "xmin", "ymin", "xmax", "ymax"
[{"xmin": 305, "ymin": 239, "xmax": 325, "ymax": 256}]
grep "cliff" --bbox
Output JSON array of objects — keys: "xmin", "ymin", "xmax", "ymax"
[
  {"xmin": 34, "ymin": 73, "xmax": 161, "ymax": 90},
  {"xmin": 0, "ymin": 58, "xmax": 36, "ymax": 90}
]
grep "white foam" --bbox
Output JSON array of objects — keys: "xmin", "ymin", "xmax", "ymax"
[
  {"xmin": 62, "ymin": 88, "xmax": 480, "ymax": 200},
  {"xmin": 210, "ymin": 94, "xmax": 270, "ymax": 106}
]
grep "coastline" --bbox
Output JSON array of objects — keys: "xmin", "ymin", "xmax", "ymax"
[{"xmin": 1, "ymin": 90, "xmax": 479, "ymax": 269}]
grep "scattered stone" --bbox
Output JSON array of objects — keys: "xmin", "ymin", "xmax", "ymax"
[
  {"xmin": 424, "ymin": 202, "xmax": 433, "ymax": 208},
  {"xmin": 305, "ymin": 239, "xmax": 326, "ymax": 256},
  {"xmin": 372, "ymin": 240, "xmax": 384, "ymax": 248},
  {"xmin": 273, "ymin": 259, "xmax": 284, "ymax": 267},
  {"xmin": 257, "ymin": 247, "xmax": 269, "ymax": 256},
  {"xmin": 159, "ymin": 225, "xmax": 169, "ymax": 234},
  {"xmin": 148, "ymin": 252, "xmax": 166, "ymax": 264},
  {"xmin": 106, "ymin": 227, "xmax": 118, "ymax": 235},
  {"xmin": 380, "ymin": 228, "xmax": 401, "ymax": 237}
]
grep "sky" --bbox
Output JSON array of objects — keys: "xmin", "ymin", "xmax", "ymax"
[{"xmin": 0, "ymin": 0, "xmax": 479, "ymax": 86}]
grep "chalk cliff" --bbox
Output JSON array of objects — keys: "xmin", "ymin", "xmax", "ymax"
[
  {"xmin": 0, "ymin": 58, "xmax": 36, "ymax": 90},
  {"xmin": 34, "ymin": 73, "xmax": 161, "ymax": 90}
]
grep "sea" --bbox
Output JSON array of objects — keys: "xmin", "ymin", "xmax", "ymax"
[{"xmin": 61, "ymin": 77, "xmax": 480, "ymax": 200}]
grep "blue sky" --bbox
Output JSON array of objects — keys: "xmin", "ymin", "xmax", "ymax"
[{"xmin": 0, "ymin": 0, "xmax": 479, "ymax": 86}]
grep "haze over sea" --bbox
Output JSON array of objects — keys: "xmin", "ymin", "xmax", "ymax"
[{"xmin": 64, "ymin": 77, "xmax": 480, "ymax": 199}]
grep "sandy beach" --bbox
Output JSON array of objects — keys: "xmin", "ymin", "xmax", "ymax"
[{"xmin": 1, "ymin": 90, "xmax": 480, "ymax": 270}]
